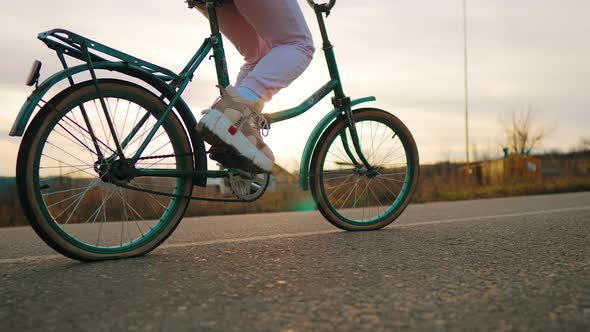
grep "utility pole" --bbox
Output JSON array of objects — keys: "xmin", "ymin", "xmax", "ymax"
[{"xmin": 463, "ymin": 0, "xmax": 471, "ymax": 173}]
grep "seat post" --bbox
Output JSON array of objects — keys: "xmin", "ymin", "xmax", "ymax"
[
  {"xmin": 206, "ymin": 0, "xmax": 230, "ymax": 88},
  {"xmin": 206, "ymin": 0, "xmax": 221, "ymax": 36}
]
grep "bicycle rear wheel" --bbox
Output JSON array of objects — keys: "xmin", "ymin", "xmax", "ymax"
[
  {"xmin": 310, "ymin": 108, "xmax": 419, "ymax": 231},
  {"xmin": 16, "ymin": 79, "xmax": 193, "ymax": 261}
]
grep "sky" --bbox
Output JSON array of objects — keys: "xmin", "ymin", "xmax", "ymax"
[{"xmin": 1, "ymin": 0, "xmax": 589, "ymax": 175}]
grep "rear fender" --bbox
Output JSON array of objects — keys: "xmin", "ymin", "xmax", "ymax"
[{"xmin": 9, "ymin": 62, "xmax": 207, "ymax": 187}]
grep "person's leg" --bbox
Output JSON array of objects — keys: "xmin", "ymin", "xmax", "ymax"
[
  {"xmin": 194, "ymin": 1, "xmax": 270, "ymax": 86},
  {"xmin": 194, "ymin": 1, "xmax": 275, "ymax": 173},
  {"xmin": 195, "ymin": 0, "xmax": 315, "ymax": 172},
  {"xmin": 232, "ymin": 0, "xmax": 315, "ymax": 101}
]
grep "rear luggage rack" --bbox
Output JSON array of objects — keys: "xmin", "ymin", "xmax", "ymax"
[{"xmin": 38, "ymin": 29, "xmax": 180, "ymax": 82}]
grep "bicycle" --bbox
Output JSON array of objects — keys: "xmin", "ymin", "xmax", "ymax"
[{"xmin": 10, "ymin": 0, "xmax": 419, "ymax": 261}]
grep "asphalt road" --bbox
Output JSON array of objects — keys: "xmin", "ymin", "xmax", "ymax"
[{"xmin": 1, "ymin": 192, "xmax": 589, "ymax": 331}]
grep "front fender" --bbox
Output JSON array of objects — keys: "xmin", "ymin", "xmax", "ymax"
[
  {"xmin": 298, "ymin": 96, "xmax": 376, "ymax": 190},
  {"xmin": 9, "ymin": 61, "xmax": 208, "ymax": 187}
]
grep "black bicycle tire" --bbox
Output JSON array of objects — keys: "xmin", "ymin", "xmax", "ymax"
[
  {"xmin": 309, "ymin": 108, "xmax": 420, "ymax": 231},
  {"xmin": 16, "ymin": 79, "xmax": 194, "ymax": 261}
]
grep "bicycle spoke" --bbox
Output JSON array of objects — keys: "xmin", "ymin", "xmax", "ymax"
[
  {"xmin": 121, "ymin": 109, "xmax": 151, "ymax": 153},
  {"xmin": 117, "ymin": 189, "xmax": 146, "ymax": 237},
  {"xmin": 367, "ymin": 181, "xmax": 384, "ymax": 215},
  {"xmin": 55, "ymin": 122, "xmax": 98, "ymax": 158},
  {"xmin": 126, "ymin": 118, "xmax": 156, "ymax": 156},
  {"xmin": 131, "ymin": 181, "xmax": 171, "ymax": 211},
  {"xmin": 325, "ymin": 173, "xmax": 355, "ymax": 195},
  {"xmin": 330, "ymin": 143, "xmax": 353, "ymax": 165},
  {"xmin": 96, "ymin": 187, "xmax": 114, "ymax": 247},
  {"xmin": 105, "ymin": 98, "xmax": 120, "ymax": 145},
  {"xmin": 352, "ymin": 177, "xmax": 359, "ymax": 209},
  {"xmin": 367, "ymin": 125, "xmax": 394, "ymax": 164},
  {"xmin": 42, "ymin": 185, "xmax": 95, "ymax": 197},
  {"xmin": 93, "ymin": 99, "xmax": 113, "ymax": 149},
  {"xmin": 60, "ymin": 112, "xmax": 116, "ymax": 154},
  {"xmin": 40, "ymin": 167, "xmax": 95, "ymax": 185},
  {"xmin": 41, "ymin": 153, "xmax": 96, "ymax": 178},
  {"xmin": 39, "ymin": 165, "xmax": 92, "ymax": 170},
  {"xmin": 337, "ymin": 178, "xmax": 358, "ymax": 210},
  {"xmin": 70, "ymin": 107, "xmax": 96, "ymax": 162},
  {"xmin": 377, "ymin": 145, "xmax": 405, "ymax": 166},
  {"xmin": 374, "ymin": 177, "xmax": 399, "ymax": 199},
  {"xmin": 323, "ymin": 173, "xmax": 356, "ymax": 181},
  {"xmin": 377, "ymin": 174, "xmax": 406, "ymax": 183},
  {"xmin": 85, "ymin": 187, "xmax": 115, "ymax": 224},
  {"xmin": 62, "ymin": 180, "xmax": 100, "ymax": 224},
  {"xmin": 47, "ymin": 188, "xmax": 89, "ymax": 209},
  {"xmin": 118, "ymin": 101, "xmax": 132, "ymax": 140}
]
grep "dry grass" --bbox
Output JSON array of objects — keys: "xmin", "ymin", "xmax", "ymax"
[
  {"xmin": 413, "ymin": 175, "xmax": 590, "ymax": 203},
  {"xmin": 2, "ymin": 174, "xmax": 589, "ymax": 228}
]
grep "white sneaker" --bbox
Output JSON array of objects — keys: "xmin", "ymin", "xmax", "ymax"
[{"xmin": 197, "ymin": 85, "xmax": 275, "ymax": 172}]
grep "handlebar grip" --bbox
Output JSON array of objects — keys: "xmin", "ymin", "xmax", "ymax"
[{"xmin": 307, "ymin": 0, "xmax": 336, "ymax": 12}]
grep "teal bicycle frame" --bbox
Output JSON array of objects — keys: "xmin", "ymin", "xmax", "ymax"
[{"xmin": 10, "ymin": 0, "xmax": 376, "ymax": 191}]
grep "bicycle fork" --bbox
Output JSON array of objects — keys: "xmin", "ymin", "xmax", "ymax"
[{"xmin": 339, "ymin": 103, "xmax": 375, "ymax": 172}]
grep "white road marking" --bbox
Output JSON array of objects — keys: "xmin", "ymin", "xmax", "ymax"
[
  {"xmin": 0, "ymin": 254, "xmax": 63, "ymax": 265},
  {"xmin": 1, "ymin": 205, "xmax": 589, "ymax": 265},
  {"xmin": 394, "ymin": 206, "xmax": 590, "ymax": 227},
  {"xmin": 161, "ymin": 230, "xmax": 342, "ymax": 250}
]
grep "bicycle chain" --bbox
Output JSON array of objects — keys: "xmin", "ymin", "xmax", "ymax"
[
  {"xmin": 116, "ymin": 181, "xmax": 250, "ymax": 203},
  {"xmin": 117, "ymin": 153, "xmax": 256, "ymax": 202},
  {"xmin": 134, "ymin": 153, "xmax": 194, "ymax": 161}
]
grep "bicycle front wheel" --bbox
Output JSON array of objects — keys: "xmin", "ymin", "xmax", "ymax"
[
  {"xmin": 310, "ymin": 108, "xmax": 419, "ymax": 231},
  {"xmin": 17, "ymin": 79, "xmax": 194, "ymax": 261}
]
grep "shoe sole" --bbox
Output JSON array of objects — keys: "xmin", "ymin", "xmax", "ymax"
[{"xmin": 198, "ymin": 109, "xmax": 274, "ymax": 173}]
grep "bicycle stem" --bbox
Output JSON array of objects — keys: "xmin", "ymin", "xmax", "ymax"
[{"xmin": 206, "ymin": 0, "xmax": 230, "ymax": 89}]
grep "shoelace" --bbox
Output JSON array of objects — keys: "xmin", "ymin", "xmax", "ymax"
[
  {"xmin": 207, "ymin": 84, "xmax": 270, "ymax": 137},
  {"xmin": 256, "ymin": 114, "xmax": 270, "ymax": 137}
]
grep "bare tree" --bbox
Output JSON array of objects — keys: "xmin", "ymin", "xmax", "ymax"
[
  {"xmin": 579, "ymin": 137, "xmax": 590, "ymax": 151},
  {"xmin": 502, "ymin": 106, "xmax": 548, "ymax": 155}
]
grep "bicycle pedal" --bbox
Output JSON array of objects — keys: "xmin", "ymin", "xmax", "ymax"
[
  {"xmin": 208, "ymin": 145, "xmax": 266, "ymax": 174},
  {"xmin": 208, "ymin": 145, "xmax": 239, "ymax": 168}
]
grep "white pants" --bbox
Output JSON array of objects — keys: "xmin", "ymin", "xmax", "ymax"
[{"xmin": 197, "ymin": 0, "xmax": 315, "ymax": 101}]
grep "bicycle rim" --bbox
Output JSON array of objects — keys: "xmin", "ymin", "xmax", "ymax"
[{"xmin": 312, "ymin": 109, "xmax": 418, "ymax": 228}]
